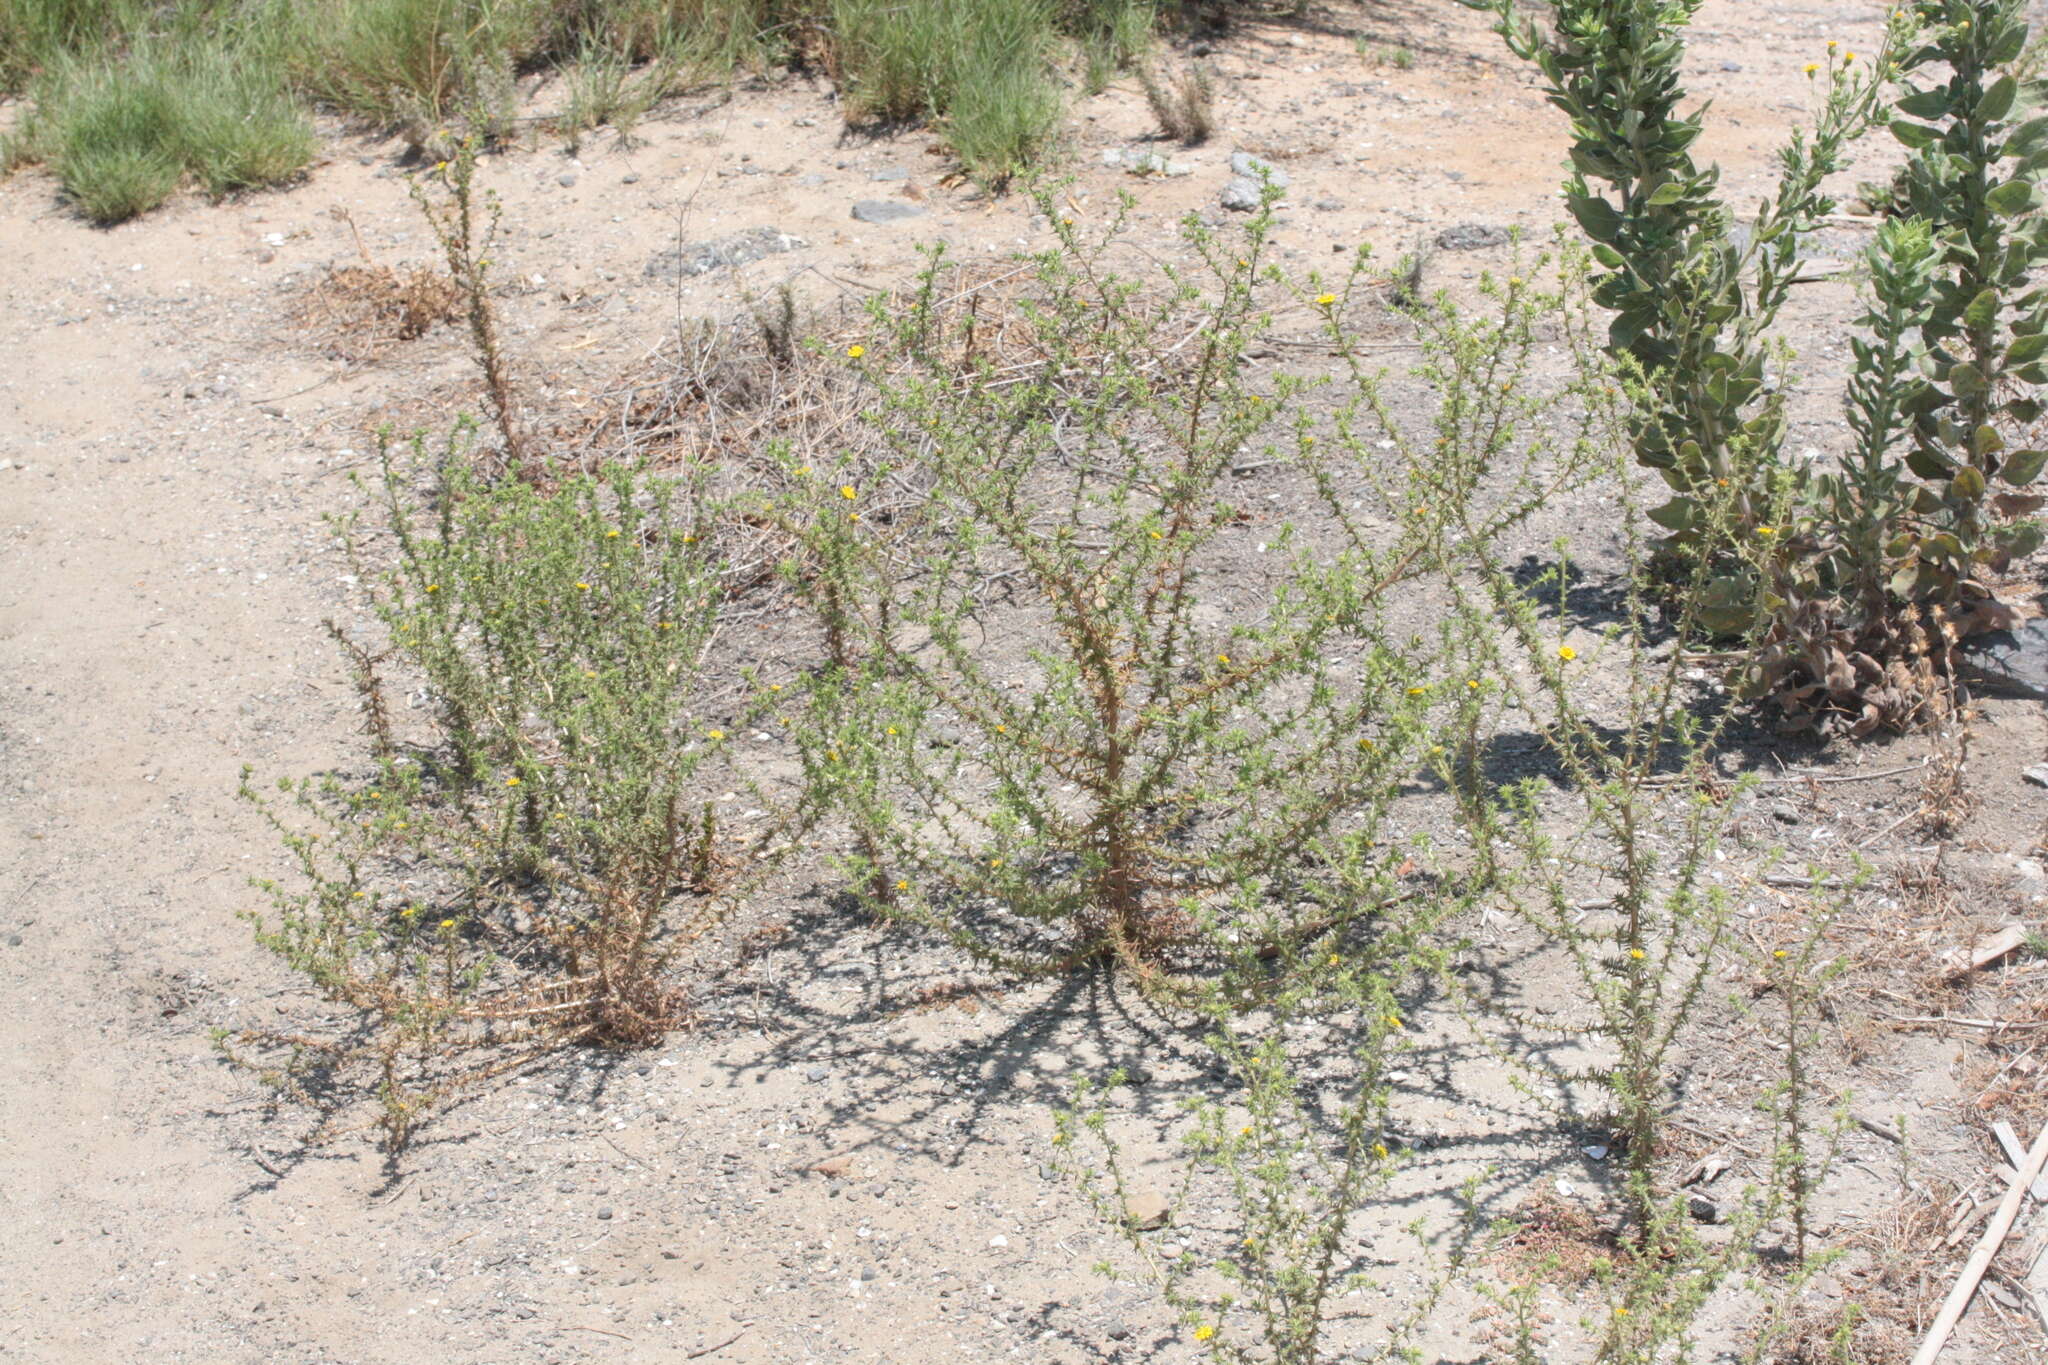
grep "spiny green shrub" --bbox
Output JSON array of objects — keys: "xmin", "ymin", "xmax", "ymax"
[
  {"xmin": 228, "ymin": 435, "xmax": 732, "ymax": 1147},
  {"xmin": 1050, "ymin": 243, "xmax": 1846, "ymax": 1364},
  {"xmin": 1374, "ymin": 260, "xmax": 1855, "ymax": 1362},
  {"xmin": 780, "ymin": 200, "xmax": 1454, "ymax": 986},
  {"xmin": 1056, "ymin": 929, "xmax": 1467, "ymax": 1364}
]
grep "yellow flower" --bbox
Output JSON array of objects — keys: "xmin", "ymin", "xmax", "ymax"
[
  {"xmin": 1217, "ymin": 653, "xmax": 1231, "ymax": 665},
  {"xmin": 1373, "ymin": 1142, "xmax": 1390, "ymax": 1158},
  {"xmin": 576, "ymin": 581, "xmax": 591, "ymax": 591},
  {"xmin": 1844, "ymin": 52, "xmax": 1856, "ymax": 63},
  {"xmin": 846, "ymin": 345, "xmax": 865, "ymax": 359},
  {"xmin": 995, "ymin": 723, "xmax": 1007, "ymax": 733},
  {"xmin": 658, "ymin": 621, "xmax": 674, "ymax": 630},
  {"xmin": 440, "ymin": 917, "xmax": 456, "ymax": 929},
  {"xmin": 841, "ymin": 484, "xmax": 857, "ymax": 500},
  {"xmin": 605, "ymin": 528, "xmax": 621, "ymax": 538},
  {"xmin": 770, "ymin": 682, "xmax": 784, "ymax": 692},
  {"xmin": 1406, "ymin": 685, "xmax": 1426, "ymax": 697},
  {"xmin": 707, "ymin": 729, "xmax": 724, "ymax": 741},
  {"xmin": 1559, "ymin": 645, "xmax": 1577, "ymax": 661},
  {"xmin": 506, "ymin": 776, "xmax": 521, "ymax": 787},
  {"xmin": 1804, "ymin": 62, "xmax": 1820, "ymax": 75},
  {"xmin": 990, "ymin": 858, "xmax": 1003, "ymax": 868},
  {"xmin": 1508, "ymin": 276, "xmax": 1523, "ymax": 287},
  {"xmin": 1358, "ymin": 738, "xmax": 1374, "ymax": 750},
  {"xmin": 1827, "ymin": 39, "xmax": 1837, "ymax": 51},
  {"xmin": 1194, "ymin": 1325, "xmax": 1216, "ymax": 1342},
  {"xmin": 1328, "ymin": 953, "xmax": 1341, "ymax": 966},
  {"xmin": 1773, "ymin": 948, "xmax": 1788, "ymax": 959},
  {"xmin": 1386, "ymin": 1014, "xmax": 1402, "ymax": 1029},
  {"xmin": 1614, "ymin": 1306, "xmax": 1630, "ymax": 1318},
  {"xmin": 886, "ymin": 726, "xmax": 899, "ymax": 735},
  {"xmin": 848, "ymin": 512, "xmax": 860, "ymax": 522},
  {"xmin": 1316, "ymin": 292, "xmax": 1337, "ymax": 305},
  {"xmin": 401, "ymin": 907, "xmax": 417, "ymax": 918},
  {"xmin": 1241, "ymin": 1124, "xmax": 1253, "ymax": 1136},
  {"xmin": 1628, "ymin": 947, "xmax": 1646, "ymax": 960},
  {"xmin": 895, "ymin": 879, "xmax": 908, "ymax": 891},
  {"xmin": 425, "ymin": 584, "xmax": 440, "ymax": 593},
  {"xmin": 1756, "ymin": 526, "xmax": 1776, "ymax": 538},
  {"xmin": 1467, "ymin": 679, "xmax": 1480, "ymax": 690}
]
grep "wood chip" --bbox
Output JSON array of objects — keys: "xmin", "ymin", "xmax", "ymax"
[
  {"xmin": 1993, "ymin": 1122, "xmax": 2048, "ymax": 1200},
  {"xmin": 1940, "ymin": 924, "xmax": 2030, "ymax": 979}
]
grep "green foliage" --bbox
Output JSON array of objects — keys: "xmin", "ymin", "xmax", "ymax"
[
  {"xmin": 1471, "ymin": 0, "xmax": 1895, "ymax": 621},
  {"xmin": 830, "ymin": 0, "xmax": 1062, "ymax": 186},
  {"xmin": 1737, "ymin": 1, "xmax": 2048, "ymax": 732},
  {"xmin": 229, "ymin": 435, "xmax": 732, "ymax": 1147},
  {"xmin": 2, "ymin": 0, "xmax": 1202, "ymax": 211},
  {"xmin": 782, "ymin": 202, "xmax": 1451, "ymax": 983},
  {"xmin": 1056, "ymin": 943, "xmax": 1463, "ymax": 1364},
  {"xmin": 1884, "ymin": 0, "xmax": 2048, "ymax": 582},
  {"xmin": 8, "ymin": 32, "xmax": 314, "ymax": 222}
]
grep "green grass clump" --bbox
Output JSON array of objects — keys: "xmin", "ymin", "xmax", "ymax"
[
  {"xmin": 831, "ymin": 0, "xmax": 1064, "ymax": 185},
  {"xmin": 16, "ymin": 38, "xmax": 314, "ymax": 223},
  {"xmin": 0, "ymin": 0, "xmax": 1184, "ymax": 216}
]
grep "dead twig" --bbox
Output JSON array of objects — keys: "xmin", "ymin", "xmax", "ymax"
[
  {"xmin": 687, "ymin": 1325, "xmax": 750, "ymax": 1358},
  {"xmin": 1910, "ymin": 1122, "xmax": 2048, "ymax": 1363}
]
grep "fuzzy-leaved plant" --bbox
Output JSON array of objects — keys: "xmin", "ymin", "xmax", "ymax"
[
  {"xmin": 227, "ymin": 436, "xmax": 731, "ymax": 1148},
  {"xmin": 784, "ymin": 199, "xmax": 1447, "ymax": 986}
]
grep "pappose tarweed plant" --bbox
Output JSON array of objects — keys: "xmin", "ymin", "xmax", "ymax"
[
  {"xmin": 226, "ymin": 428, "xmax": 737, "ymax": 1148},
  {"xmin": 780, "ymin": 192, "xmax": 1466, "ymax": 991}
]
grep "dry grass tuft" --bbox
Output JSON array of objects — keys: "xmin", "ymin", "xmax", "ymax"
[{"xmin": 294, "ymin": 262, "xmax": 461, "ymax": 362}]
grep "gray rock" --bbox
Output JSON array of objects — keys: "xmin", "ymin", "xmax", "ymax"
[
  {"xmin": 557, "ymin": 172, "xmax": 578, "ymax": 188},
  {"xmin": 806, "ymin": 1065, "xmax": 829, "ymax": 1082},
  {"xmin": 1958, "ymin": 619, "xmax": 2048, "ymax": 698},
  {"xmin": 797, "ymin": 172, "xmax": 827, "ymax": 188},
  {"xmin": 1687, "ymin": 1193, "xmax": 1723, "ymax": 1224},
  {"xmin": 1436, "ymin": 223, "xmax": 1511, "ymax": 251},
  {"xmin": 596, "ymin": 1207, "xmax": 614, "ymax": 1221},
  {"xmin": 869, "ymin": 166, "xmax": 910, "ymax": 182},
  {"xmin": 645, "ymin": 227, "xmax": 807, "ymax": 279},
  {"xmin": 621, "ymin": 173, "xmax": 640, "ymax": 184},
  {"xmin": 1313, "ymin": 197, "xmax": 1344, "ymax": 211},
  {"xmin": 1229, "ymin": 150, "xmax": 1289, "ymax": 189},
  {"xmin": 1121, "ymin": 149, "xmax": 1192, "ymax": 177},
  {"xmin": 1220, "ymin": 177, "xmax": 1264, "ymax": 212},
  {"xmin": 851, "ymin": 199, "xmax": 926, "ymax": 224},
  {"xmin": 1106, "ymin": 1321, "xmax": 1133, "ymax": 1340},
  {"xmin": 2025, "ymin": 764, "xmax": 2048, "ymax": 789}
]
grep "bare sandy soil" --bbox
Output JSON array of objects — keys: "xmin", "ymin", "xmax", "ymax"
[{"xmin": 8, "ymin": 3, "xmax": 2048, "ymax": 1362}]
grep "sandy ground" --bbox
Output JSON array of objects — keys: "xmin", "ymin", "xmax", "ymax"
[{"xmin": 7, "ymin": 3, "xmax": 2048, "ymax": 1361}]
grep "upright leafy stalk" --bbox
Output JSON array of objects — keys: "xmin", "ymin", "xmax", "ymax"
[
  {"xmin": 1473, "ymin": 0, "xmax": 1892, "ymax": 626},
  {"xmin": 1888, "ymin": 0, "xmax": 2048, "ymax": 592}
]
